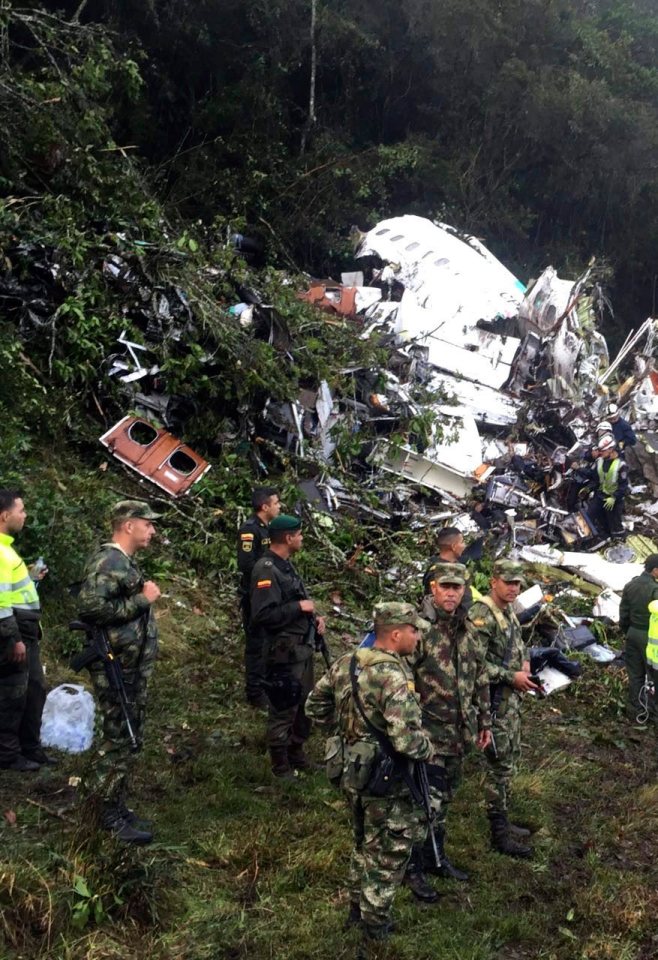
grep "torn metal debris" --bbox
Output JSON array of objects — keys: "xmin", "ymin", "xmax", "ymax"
[{"xmin": 100, "ymin": 416, "xmax": 210, "ymax": 497}]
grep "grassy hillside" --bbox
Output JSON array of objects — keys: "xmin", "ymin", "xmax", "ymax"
[{"xmin": 1, "ymin": 539, "xmax": 657, "ymax": 960}]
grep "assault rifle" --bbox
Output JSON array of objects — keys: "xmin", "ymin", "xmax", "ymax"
[
  {"xmin": 304, "ymin": 616, "xmax": 333, "ymax": 669},
  {"xmin": 69, "ymin": 620, "xmax": 139, "ymax": 752}
]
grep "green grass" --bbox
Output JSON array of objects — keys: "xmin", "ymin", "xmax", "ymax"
[{"xmin": 1, "ymin": 584, "xmax": 657, "ymax": 960}]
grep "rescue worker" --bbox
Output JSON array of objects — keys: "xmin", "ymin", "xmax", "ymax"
[
  {"xmin": 0, "ymin": 489, "xmax": 51, "ymax": 771},
  {"xmin": 645, "ymin": 597, "xmax": 658, "ymax": 730},
  {"xmin": 587, "ymin": 435, "xmax": 629, "ymax": 539},
  {"xmin": 250, "ymin": 514, "xmax": 325, "ymax": 779},
  {"xmin": 77, "ymin": 500, "xmax": 162, "ymax": 843},
  {"xmin": 407, "ymin": 563, "xmax": 491, "ymax": 882},
  {"xmin": 424, "ymin": 527, "xmax": 479, "ymax": 607},
  {"xmin": 467, "ymin": 560, "xmax": 539, "ymax": 858},
  {"xmin": 607, "ymin": 402, "xmax": 636, "ymax": 453},
  {"xmin": 305, "ymin": 602, "xmax": 435, "ymax": 942},
  {"xmin": 237, "ymin": 487, "xmax": 281, "ymax": 707},
  {"xmin": 619, "ymin": 554, "xmax": 658, "ymax": 724}
]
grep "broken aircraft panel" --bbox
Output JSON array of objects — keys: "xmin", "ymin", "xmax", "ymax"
[{"xmin": 99, "ymin": 416, "xmax": 210, "ymax": 497}]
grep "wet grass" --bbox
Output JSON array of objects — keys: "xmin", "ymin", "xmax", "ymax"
[{"xmin": 1, "ymin": 583, "xmax": 657, "ymax": 960}]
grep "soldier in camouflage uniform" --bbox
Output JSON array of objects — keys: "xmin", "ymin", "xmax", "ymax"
[
  {"xmin": 77, "ymin": 500, "xmax": 162, "ymax": 844},
  {"xmin": 306, "ymin": 601, "xmax": 436, "ymax": 942},
  {"xmin": 467, "ymin": 560, "xmax": 539, "ymax": 858},
  {"xmin": 407, "ymin": 562, "xmax": 491, "ymax": 882}
]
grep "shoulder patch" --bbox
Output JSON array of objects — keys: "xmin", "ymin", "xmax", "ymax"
[
  {"xmin": 471, "ymin": 618, "xmax": 486, "ymax": 627},
  {"xmin": 241, "ymin": 542, "xmax": 253, "ymax": 553},
  {"xmin": 240, "ymin": 533, "xmax": 255, "ymax": 541},
  {"xmin": 256, "ymin": 579, "xmax": 272, "ymax": 589}
]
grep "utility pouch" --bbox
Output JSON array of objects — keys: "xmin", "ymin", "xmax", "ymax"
[
  {"xmin": 324, "ymin": 735, "xmax": 344, "ymax": 788},
  {"xmin": 366, "ymin": 749, "xmax": 400, "ymax": 797},
  {"xmin": 343, "ymin": 740, "xmax": 380, "ymax": 792}
]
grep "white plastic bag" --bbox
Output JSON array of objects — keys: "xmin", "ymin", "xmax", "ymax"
[{"xmin": 40, "ymin": 683, "xmax": 95, "ymax": 754}]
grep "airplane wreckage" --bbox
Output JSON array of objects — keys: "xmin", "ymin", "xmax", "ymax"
[{"xmin": 6, "ymin": 216, "xmax": 658, "ymax": 638}]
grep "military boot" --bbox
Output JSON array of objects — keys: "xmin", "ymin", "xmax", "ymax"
[
  {"xmin": 432, "ymin": 828, "xmax": 469, "ymax": 881},
  {"xmin": 344, "ymin": 900, "xmax": 361, "ymax": 929},
  {"xmin": 287, "ymin": 743, "xmax": 322, "ymax": 772},
  {"xmin": 101, "ymin": 805, "xmax": 153, "ymax": 844},
  {"xmin": 507, "ymin": 821, "xmax": 532, "ymax": 839},
  {"xmin": 489, "ymin": 813, "xmax": 532, "ymax": 859},
  {"xmin": 361, "ymin": 920, "xmax": 395, "ymax": 941},
  {"xmin": 403, "ymin": 850, "xmax": 440, "ymax": 902},
  {"xmin": 270, "ymin": 746, "xmax": 296, "ymax": 779}
]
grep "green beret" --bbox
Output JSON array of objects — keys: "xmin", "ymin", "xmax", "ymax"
[
  {"xmin": 373, "ymin": 601, "xmax": 430, "ymax": 631},
  {"xmin": 112, "ymin": 500, "xmax": 162, "ymax": 522},
  {"xmin": 492, "ymin": 559, "xmax": 525, "ymax": 583},
  {"xmin": 269, "ymin": 514, "xmax": 302, "ymax": 533},
  {"xmin": 428, "ymin": 562, "xmax": 467, "ymax": 586}
]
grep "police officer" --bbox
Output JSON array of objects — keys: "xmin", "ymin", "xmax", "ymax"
[
  {"xmin": 619, "ymin": 554, "xmax": 658, "ymax": 723},
  {"xmin": 237, "ymin": 487, "xmax": 281, "ymax": 707},
  {"xmin": 77, "ymin": 500, "xmax": 162, "ymax": 843},
  {"xmin": 306, "ymin": 601, "xmax": 435, "ymax": 942},
  {"xmin": 409, "ymin": 563, "xmax": 491, "ymax": 881},
  {"xmin": 588, "ymin": 435, "xmax": 628, "ymax": 539},
  {"xmin": 250, "ymin": 514, "xmax": 325, "ymax": 779},
  {"xmin": 0, "ymin": 489, "xmax": 51, "ymax": 771},
  {"xmin": 468, "ymin": 560, "xmax": 538, "ymax": 858}
]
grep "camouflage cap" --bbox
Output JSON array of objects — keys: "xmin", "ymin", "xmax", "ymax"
[
  {"xmin": 492, "ymin": 559, "xmax": 525, "ymax": 583},
  {"xmin": 428, "ymin": 562, "xmax": 467, "ymax": 586},
  {"xmin": 373, "ymin": 601, "xmax": 430, "ymax": 631},
  {"xmin": 111, "ymin": 499, "xmax": 162, "ymax": 522},
  {"xmin": 269, "ymin": 514, "xmax": 302, "ymax": 533}
]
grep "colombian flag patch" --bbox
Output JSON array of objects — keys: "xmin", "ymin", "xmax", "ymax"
[{"xmin": 256, "ymin": 579, "xmax": 272, "ymax": 589}]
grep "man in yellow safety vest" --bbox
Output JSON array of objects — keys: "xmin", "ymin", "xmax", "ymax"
[
  {"xmin": 587, "ymin": 435, "xmax": 628, "ymax": 540},
  {"xmin": 645, "ymin": 595, "xmax": 658, "ymax": 730},
  {"xmin": 0, "ymin": 489, "xmax": 52, "ymax": 771}
]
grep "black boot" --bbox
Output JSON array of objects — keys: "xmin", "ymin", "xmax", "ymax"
[
  {"xmin": 101, "ymin": 805, "xmax": 153, "ymax": 844},
  {"xmin": 344, "ymin": 900, "xmax": 361, "ymax": 929},
  {"xmin": 507, "ymin": 821, "xmax": 532, "ymax": 839},
  {"xmin": 403, "ymin": 849, "xmax": 440, "ymax": 902},
  {"xmin": 433, "ymin": 828, "xmax": 469, "ymax": 882},
  {"xmin": 270, "ymin": 746, "xmax": 296, "ymax": 780},
  {"xmin": 489, "ymin": 813, "xmax": 532, "ymax": 859},
  {"xmin": 287, "ymin": 742, "xmax": 322, "ymax": 772}
]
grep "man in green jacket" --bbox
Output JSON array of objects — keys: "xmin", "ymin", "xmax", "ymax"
[
  {"xmin": 467, "ymin": 560, "xmax": 539, "ymax": 858},
  {"xmin": 306, "ymin": 601, "xmax": 435, "ymax": 942},
  {"xmin": 407, "ymin": 562, "xmax": 491, "ymax": 881},
  {"xmin": 77, "ymin": 500, "xmax": 162, "ymax": 844},
  {"xmin": 619, "ymin": 554, "xmax": 658, "ymax": 724}
]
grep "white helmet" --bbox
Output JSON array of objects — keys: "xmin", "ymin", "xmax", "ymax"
[
  {"xmin": 596, "ymin": 420, "xmax": 612, "ymax": 434},
  {"xmin": 607, "ymin": 402, "xmax": 619, "ymax": 418},
  {"xmin": 597, "ymin": 434, "xmax": 617, "ymax": 453}
]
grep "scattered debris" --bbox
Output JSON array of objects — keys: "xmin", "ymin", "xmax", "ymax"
[{"xmin": 99, "ymin": 416, "xmax": 210, "ymax": 496}]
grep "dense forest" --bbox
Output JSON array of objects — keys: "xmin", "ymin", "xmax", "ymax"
[{"xmin": 4, "ymin": 0, "xmax": 658, "ymax": 332}]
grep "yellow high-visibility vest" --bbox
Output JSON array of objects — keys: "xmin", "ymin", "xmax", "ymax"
[
  {"xmin": 0, "ymin": 532, "xmax": 40, "ymax": 621},
  {"xmin": 596, "ymin": 457, "xmax": 621, "ymax": 497},
  {"xmin": 647, "ymin": 600, "xmax": 658, "ymax": 669}
]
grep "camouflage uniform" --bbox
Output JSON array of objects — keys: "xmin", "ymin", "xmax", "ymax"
[
  {"xmin": 467, "ymin": 572, "xmax": 525, "ymax": 816},
  {"xmin": 77, "ymin": 542, "xmax": 158, "ymax": 808},
  {"xmin": 306, "ymin": 602, "xmax": 434, "ymax": 934},
  {"xmin": 410, "ymin": 590, "xmax": 490, "ymax": 830}
]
